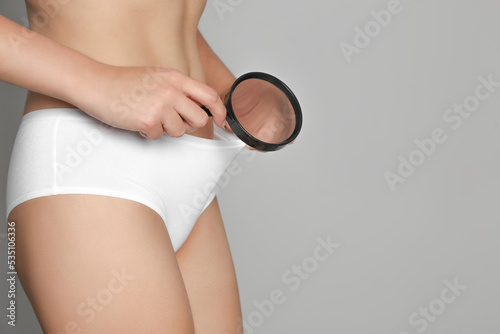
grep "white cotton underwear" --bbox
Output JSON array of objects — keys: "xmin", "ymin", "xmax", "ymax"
[{"xmin": 6, "ymin": 108, "xmax": 245, "ymax": 252}]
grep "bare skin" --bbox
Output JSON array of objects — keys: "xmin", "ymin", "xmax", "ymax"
[
  {"xmin": 2, "ymin": 0, "xmax": 243, "ymax": 332},
  {"xmin": 22, "ymin": 0, "xmax": 230, "ymax": 139}
]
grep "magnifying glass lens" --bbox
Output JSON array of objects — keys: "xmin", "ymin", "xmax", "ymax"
[{"xmin": 230, "ymin": 78, "xmax": 296, "ymax": 144}]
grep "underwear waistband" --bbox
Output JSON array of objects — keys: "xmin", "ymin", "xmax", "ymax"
[{"xmin": 21, "ymin": 108, "xmax": 245, "ymax": 149}]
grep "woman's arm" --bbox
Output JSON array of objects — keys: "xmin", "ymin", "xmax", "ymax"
[
  {"xmin": 0, "ymin": 15, "xmax": 226, "ymax": 139},
  {"xmin": 0, "ymin": 14, "xmax": 102, "ymax": 108},
  {"xmin": 197, "ymin": 30, "xmax": 236, "ymax": 101}
]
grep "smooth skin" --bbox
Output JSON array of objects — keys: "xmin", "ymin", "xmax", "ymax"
[{"xmin": 2, "ymin": 0, "xmax": 243, "ymax": 332}]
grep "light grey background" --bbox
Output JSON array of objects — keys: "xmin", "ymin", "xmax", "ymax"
[{"xmin": 1, "ymin": 0, "xmax": 500, "ymax": 333}]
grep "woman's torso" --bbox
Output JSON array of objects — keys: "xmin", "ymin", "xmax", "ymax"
[{"xmin": 24, "ymin": 0, "xmax": 211, "ymax": 137}]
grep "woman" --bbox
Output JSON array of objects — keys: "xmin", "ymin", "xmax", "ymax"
[{"xmin": 2, "ymin": 0, "xmax": 245, "ymax": 332}]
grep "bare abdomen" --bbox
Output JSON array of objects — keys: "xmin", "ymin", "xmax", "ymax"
[{"xmin": 23, "ymin": 0, "xmax": 207, "ymax": 118}]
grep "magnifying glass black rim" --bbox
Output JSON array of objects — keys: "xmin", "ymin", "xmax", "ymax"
[{"xmin": 225, "ymin": 72, "xmax": 303, "ymax": 152}]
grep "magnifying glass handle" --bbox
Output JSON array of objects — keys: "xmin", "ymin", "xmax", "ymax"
[{"xmin": 201, "ymin": 106, "xmax": 212, "ymax": 117}]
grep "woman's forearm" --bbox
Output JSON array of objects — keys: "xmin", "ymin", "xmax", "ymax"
[
  {"xmin": 0, "ymin": 14, "xmax": 103, "ymax": 108},
  {"xmin": 197, "ymin": 30, "xmax": 236, "ymax": 100},
  {"xmin": 0, "ymin": 16, "xmax": 228, "ymax": 136}
]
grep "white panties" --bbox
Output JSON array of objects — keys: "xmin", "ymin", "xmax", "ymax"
[{"xmin": 6, "ymin": 108, "xmax": 245, "ymax": 251}]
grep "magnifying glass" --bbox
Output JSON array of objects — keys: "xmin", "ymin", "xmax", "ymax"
[{"xmin": 202, "ymin": 72, "xmax": 303, "ymax": 152}]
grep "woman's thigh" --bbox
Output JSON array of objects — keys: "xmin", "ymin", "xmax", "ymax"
[
  {"xmin": 176, "ymin": 197, "xmax": 243, "ymax": 334},
  {"xmin": 8, "ymin": 194, "xmax": 195, "ymax": 334}
]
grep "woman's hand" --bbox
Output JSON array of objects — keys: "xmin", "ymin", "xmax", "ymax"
[
  {"xmin": 1, "ymin": 16, "xmax": 226, "ymax": 139},
  {"xmin": 79, "ymin": 65, "xmax": 227, "ymax": 140}
]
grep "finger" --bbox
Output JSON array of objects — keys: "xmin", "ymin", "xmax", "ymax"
[
  {"xmin": 140, "ymin": 119, "xmax": 165, "ymax": 140},
  {"xmin": 246, "ymin": 145, "xmax": 267, "ymax": 153},
  {"xmin": 182, "ymin": 116, "xmax": 198, "ymax": 134},
  {"xmin": 245, "ymin": 145, "xmax": 267, "ymax": 153},
  {"xmin": 180, "ymin": 77, "xmax": 226, "ymax": 127},
  {"xmin": 224, "ymin": 122, "xmax": 234, "ymax": 133},
  {"xmin": 146, "ymin": 126, "xmax": 165, "ymax": 140},
  {"xmin": 161, "ymin": 110, "xmax": 187, "ymax": 138},
  {"xmin": 173, "ymin": 97, "xmax": 210, "ymax": 130}
]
